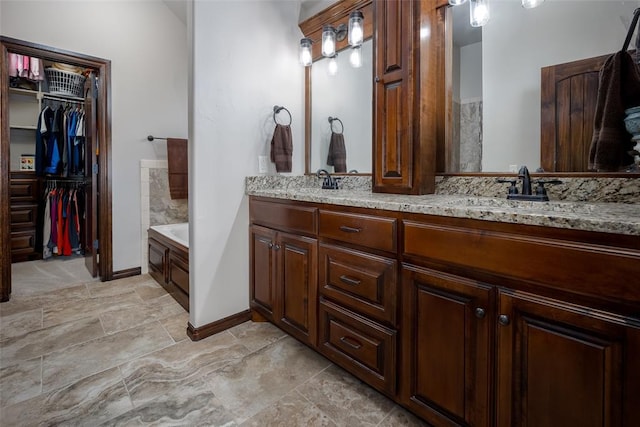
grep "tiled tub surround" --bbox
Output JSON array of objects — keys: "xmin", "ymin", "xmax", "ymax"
[
  {"xmin": 140, "ymin": 160, "xmax": 189, "ymax": 274},
  {"xmin": 245, "ymin": 176, "xmax": 640, "ymax": 236}
]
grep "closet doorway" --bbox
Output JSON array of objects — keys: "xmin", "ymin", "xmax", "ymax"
[{"xmin": 1, "ymin": 36, "xmax": 113, "ymax": 302}]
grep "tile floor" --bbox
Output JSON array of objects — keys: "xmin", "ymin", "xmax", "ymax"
[{"xmin": 1, "ymin": 259, "xmax": 428, "ymax": 426}]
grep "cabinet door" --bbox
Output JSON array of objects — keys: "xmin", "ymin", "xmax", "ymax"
[
  {"xmin": 401, "ymin": 264, "xmax": 493, "ymax": 427},
  {"xmin": 276, "ymin": 232, "xmax": 318, "ymax": 346},
  {"xmin": 497, "ymin": 289, "xmax": 640, "ymax": 427},
  {"xmin": 250, "ymin": 225, "xmax": 277, "ymax": 320},
  {"xmin": 373, "ymin": 0, "xmax": 415, "ymax": 193}
]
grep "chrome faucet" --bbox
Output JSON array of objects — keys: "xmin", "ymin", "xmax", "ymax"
[{"xmin": 317, "ymin": 169, "xmax": 341, "ymax": 189}]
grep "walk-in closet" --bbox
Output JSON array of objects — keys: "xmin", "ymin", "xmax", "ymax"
[{"xmin": 1, "ymin": 37, "xmax": 113, "ymax": 301}]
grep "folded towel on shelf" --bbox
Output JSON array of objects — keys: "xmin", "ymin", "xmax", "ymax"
[
  {"xmin": 589, "ymin": 51, "xmax": 640, "ymax": 171},
  {"xmin": 167, "ymin": 138, "xmax": 188, "ymax": 199},
  {"xmin": 326, "ymin": 131, "xmax": 347, "ymax": 173},
  {"xmin": 270, "ymin": 124, "xmax": 293, "ymax": 173}
]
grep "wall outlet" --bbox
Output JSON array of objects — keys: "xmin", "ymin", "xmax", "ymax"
[
  {"xmin": 509, "ymin": 164, "xmax": 519, "ymax": 173},
  {"xmin": 258, "ymin": 155, "xmax": 268, "ymax": 173}
]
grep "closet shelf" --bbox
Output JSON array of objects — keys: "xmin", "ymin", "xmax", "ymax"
[
  {"xmin": 10, "ymin": 125, "xmax": 37, "ymax": 130},
  {"xmin": 9, "ymin": 87, "xmax": 85, "ymax": 102}
]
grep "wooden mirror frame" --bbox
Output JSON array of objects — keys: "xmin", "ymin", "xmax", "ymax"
[{"xmin": 299, "ymin": 0, "xmax": 373, "ymax": 175}]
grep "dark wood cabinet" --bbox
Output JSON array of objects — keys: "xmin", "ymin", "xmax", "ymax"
[
  {"xmin": 9, "ymin": 172, "xmax": 40, "ymax": 262},
  {"xmin": 400, "ymin": 264, "xmax": 493, "ymax": 427},
  {"xmin": 148, "ymin": 228, "xmax": 189, "ymax": 311},
  {"xmin": 496, "ymin": 288, "xmax": 640, "ymax": 427},
  {"xmin": 250, "ymin": 223, "xmax": 318, "ymax": 347}
]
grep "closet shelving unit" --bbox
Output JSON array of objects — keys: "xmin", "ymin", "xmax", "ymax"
[{"xmin": 9, "ymin": 72, "xmax": 88, "ymax": 263}]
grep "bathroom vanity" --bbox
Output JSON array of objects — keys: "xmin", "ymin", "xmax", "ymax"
[{"xmin": 247, "ymin": 185, "xmax": 640, "ymax": 426}]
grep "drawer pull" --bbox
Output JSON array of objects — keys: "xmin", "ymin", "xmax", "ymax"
[
  {"xmin": 340, "ymin": 335, "xmax": 362, "ymax": 350},
  {"xmin": 339, "ymin": 275, "xmax": 361, "ymax": 286},
  {"xmin": 339, "ymin": 225, "xmax": 361, "ymax": 233}
]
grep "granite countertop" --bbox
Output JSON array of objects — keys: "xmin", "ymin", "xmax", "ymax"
[{"xmin": 246, "ymin": 185, "xmax": 640, "ymax": 237}]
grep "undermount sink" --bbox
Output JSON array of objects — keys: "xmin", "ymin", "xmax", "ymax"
[{"xmin": 439, "ymin": 197, "xmax": 597, "ymax": 215}]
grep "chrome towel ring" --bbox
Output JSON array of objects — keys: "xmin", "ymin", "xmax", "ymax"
[
  {"xmin": 328, "ymin": 116, "xmax": 344, "ymax": 134},
  {"xmin": 273, "ymin": 105, "xmax": 292, "ymax": 126}
]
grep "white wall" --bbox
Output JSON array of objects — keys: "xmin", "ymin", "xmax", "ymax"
[
  {"xmin": 1, "ymin": 0, "xmax": 188, "ymax": 272},
  {"xmin": 189, "ymin": 1, "xmax": 304, "ymax": 327},
  {"xmin": 460, "ymin": 42, "xmax": 482, "ymax": 102},
  {"xmin": 483, "ymin": 0, "xmax": 639, "ymax": 171}
]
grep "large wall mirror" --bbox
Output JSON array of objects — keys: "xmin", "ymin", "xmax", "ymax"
[
  {"xmin": 447, "ymin": 0, "xmax": 640, "ymax": 174},
  {"xmin": 300, "ymin": 0, "xmax": 373, "ymax": 175},
  {"xmin": 310, "ymin": 39, "xmax": 372, "ymax": 173}
]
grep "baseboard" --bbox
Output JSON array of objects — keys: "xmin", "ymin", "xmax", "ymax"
[
  {"xmin": 187, "ymin": 309, "xmax": 252, "ymax": 341},
  {"xmin": 111, "ymin": 267, "xmax": 142, "ymax": 280}
]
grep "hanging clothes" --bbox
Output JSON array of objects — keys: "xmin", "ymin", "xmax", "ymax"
[
  {"xmin": 35, "ymin": 103, "xmax": 85, "ymax": 177},
  {"xmin": 41, "ymin": 182, "xmax": 85, "ymax": 259}
]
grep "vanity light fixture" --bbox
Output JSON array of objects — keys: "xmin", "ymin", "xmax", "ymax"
[
  {"xmin": 348, "ymin": 10, "xmax": 364, "ymax": 47},
  {"xmin": 322, "ymin": 25, "xmax": 337, "ymax": 57},
  {"xmin": 448, "ymin": 0, "xmax": 467, "ymax": 5},
  {"xmin": 521, "ymin": 0, "xmax": 544, "ymax": 9},
  {"xmin": 470, "ymin": 0, "xmax": 490, "ymax": 27},
  {"xmin": 299, "ymin": 38, "xmax": 313, "ymax": 67}
]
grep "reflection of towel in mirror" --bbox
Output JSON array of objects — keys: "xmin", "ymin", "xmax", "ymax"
[
  {"xmin": 589, "ymin": 51, "xmax": 640, "ymax": 171},
  {"xmin": 327, "ymin": 131, "xmax": 347, "ymax": 173},
  {"xmin": 270, "ymin": 124, "xmax": 293, "ymax": 173}
]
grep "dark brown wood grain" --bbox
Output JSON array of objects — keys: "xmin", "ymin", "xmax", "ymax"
[
  {"xmin": 318, "ymin": 209, "xmax": 397, "ymax": 253},
  {"xmin": 148, "ymin": 229, "xmax": 189, "ymax": 311},
  {"xmin": 187, "ymin": 309, "xmax": 252, "ymax": 342},
  {"xmin": 540, "ymin": 53, "xmax": 610, "ymax": 172}
]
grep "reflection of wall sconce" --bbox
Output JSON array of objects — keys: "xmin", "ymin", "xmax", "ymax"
[
  {"xmin": 328, "ymin": 55, "xmax": 338, "ymax": 76},
  {"xmin": 449, "ymin": 0, "xmax": 544, "ymax": 27},
  {"xmin": 300, "ymin": 38, "xmax": 313, "ymax": 67},
  {"xmin": 349, "ymin": 46, "xmax": 362, "ymax": 68},
  {"xmin": 299, "ymin": 9, "xmax": 365, "ymax": 69}
]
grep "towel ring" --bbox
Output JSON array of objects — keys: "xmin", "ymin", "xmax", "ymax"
[
  {"xmin": 328, "ymin": 116, "xmax": 344, "ymax": 135},
  {"xmin": 273, "ymin": 105, "xmax": 292, "ymax": 126}
]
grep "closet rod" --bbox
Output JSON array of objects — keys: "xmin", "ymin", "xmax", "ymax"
[{"xmin": 40, "ymin": 93, "xmax": 84, "ymax": 104}]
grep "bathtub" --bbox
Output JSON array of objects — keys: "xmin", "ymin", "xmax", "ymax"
[
  {"xmin": 148, "ymin": 223, "xmax": 189, "ymax": 311},
  {"xmin": 149, "ymin": 222, "xmax": 189, "ymax": 248}
]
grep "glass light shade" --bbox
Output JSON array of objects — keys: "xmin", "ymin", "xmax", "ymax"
[
  {"xmin": 470, "ymin": 0, "xmax": 490, "ymax": 27},
  {"xmin": 348, "ymin": 11, "xmax": 364, "ymax": 47},
  {"xmin": 449, "ymin": 0, "xmax": 467, "ymax": 5},
  {"xmin": 322, "ymin": 25, "xmax": 336, "ymax": 57},
  {"xmin": 328, "ymin": 56, "xmax": 338, "ymax": 76},
  {"xmin": 521, "ymin": 0, "xmax": 544, "ymax": 8},
  {"xmin": 349, "ymin": 47, "xmax": 362, "ymax": 68},
  {"xmin": 299, "ymin": 38, "xmax": 312, "ymax": 67}
]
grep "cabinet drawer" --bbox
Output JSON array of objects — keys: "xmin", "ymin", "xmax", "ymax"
[
  {"xmin": 10, "ymin": 178, "xmax": 39, "ymax": 202},
  {"xmin": 319, "ymin": 299, "xmax": 396, "ymax": 396},
  {"xmin": 319, "ymin": 210, "xmax": 397, "ymax": 253},
  {"xmin": 250, "ymin": 199, "xmax": 317, "ymax": 235},
  {"xmin": 11, "ymin": 204, "xmax": 38, "ymax": 229},
  {"xmin": 319, "ymin": 243, "xmax": 397, "ymax": 325},
  {"xmin": 169, "ymin": 252, "xmax": 189, "ymax": 295},
  {"xmin": 11, "ymin": 230, "xmax": 37, "ymax": 253},
  {"xmin": 148, "ymin": 237, "xmax": 168, "ymax": 283}
]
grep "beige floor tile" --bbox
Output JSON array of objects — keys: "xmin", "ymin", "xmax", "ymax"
[
  {"xmin": 0, "ymin": 284, "xmax": 89, "ymax": 318},
  {"xmin": 227, "ymin": 320, "xmax": 287, "ymax": 353},
  {"xmin": 42, "ymin": 321, "xmax": 173, "ymax": 393},
  {"xmin": 378, "ymin": 405, "xmax": 431, "ymax": 426},
  {"xmin": 100, "ymin": 294, "xmax": 185, "ymax": 335},
  {"xmin": 0, "ymin": 308, "xmax": 42, "ymax": 341},
  {"xmin": 0, "ymin": 356, "xmax": 41, "ymax": 408},
  {"xmin": 159, "ymin": 311, "xmax": 190, "ymax": 342},
  {"xmin": 10, "ymin": 258, "xmax": 97, "ymax": 297},
  {"xmin": 1, "ymin": 367, "xmax": 132, "ymax": 426},
  {"xmin": 0, "ymin": 316, "xmax": 104, "ymax": 368},
  {"xmin": 120, "ymin": 330, "xmax": 249, "ymax": 407},
  {"xmin": 102, "ymin": 377, "xmax": 235, "ymax": 426},
  {"xmin": 240, "ymin": 390, "xmax": 337, "ymax": 427},
  {"xmin": 205, "ymin": 336, "xmax": 331, "ymax": 424},
  {"xmin": 43, "ymin": 290, "xmax": 142, "ymax": 327},
  {"xmin": 297, "ymin": 364, "xmax": 396, "ymax": 427}
]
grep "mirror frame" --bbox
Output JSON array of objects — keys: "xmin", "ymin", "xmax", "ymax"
[
  {"xmin": 299, "ymin": 0, "xmax": 373, "ymax": 175},
  {"xmin": 438, "ymin": 2, "xmax": 640, "ymax": 177}
]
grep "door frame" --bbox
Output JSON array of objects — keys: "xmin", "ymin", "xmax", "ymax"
[{"xmin": 1, "ymin": 36, "xmax": 113, "ymax": 301}]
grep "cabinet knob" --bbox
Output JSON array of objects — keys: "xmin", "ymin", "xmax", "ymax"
[
  {"xmin": 274, "ymin": 244, "xmax": 281, "ymax": 251},
  {"xmin": 375, "ymin": 76, "xmax": 381, "ymax": 83},
  {"xmin": 268, "ymin": 242, "xmax": 273, "ymax": 248},
  {"xmin": 498, "ymin": 314, "xmax": 510, "ymax": 326},
  {"xmin": 475, "ymin": 307, "xmax": 486, "ymax": 319}
]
